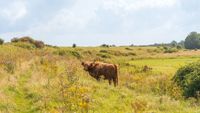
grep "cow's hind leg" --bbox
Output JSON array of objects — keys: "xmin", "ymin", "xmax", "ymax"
[
  {"xmin": 109, "ymin": 79, "xmax": 112, "ymax": 85},
  {"xmin": 113, "ymin": 77, "xmax": 118, "ymax": 87}
]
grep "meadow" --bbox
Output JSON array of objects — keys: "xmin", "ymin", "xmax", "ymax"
[{"xmin": 0, "ymin": 43, "xmax": 200, "ymax": 113}]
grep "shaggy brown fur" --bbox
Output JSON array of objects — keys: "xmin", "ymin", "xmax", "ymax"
[{"xmin": 81, "ymin": 61, "xmax": 118, "ymax": 87}]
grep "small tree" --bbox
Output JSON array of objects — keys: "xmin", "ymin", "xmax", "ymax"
[
  {"xmin": 184, "ymin": 32, "xmax": 200, "ymax": 49},
  {"xmin": 72, "ymin": 43, "xmax": 76, "ymax": 48},
  {"xmin": 0, "ymin": 38, "xmax": 4, "ymax": 45}
]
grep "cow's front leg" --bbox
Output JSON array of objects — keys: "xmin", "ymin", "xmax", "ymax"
[{"xmin": 113, "ymin": 78, "xmax": 117, "ymax": 87}]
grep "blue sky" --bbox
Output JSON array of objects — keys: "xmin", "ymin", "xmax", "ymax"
[{"xmin": 0, "ymin": 0, "xmax": 200, "ymax": 46}]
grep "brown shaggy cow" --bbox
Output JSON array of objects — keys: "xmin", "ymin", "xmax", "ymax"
[{"xmin": 81, "ymin": 61, "xmax": 118, "ymax": 87}]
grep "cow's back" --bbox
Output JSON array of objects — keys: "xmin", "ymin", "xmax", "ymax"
[{"xmin": 96, "ymin": 63, "xmax": 116, "ymax": 78}]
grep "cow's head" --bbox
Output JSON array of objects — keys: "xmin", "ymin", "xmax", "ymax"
[{"xmin": 81, "ymin": 61, "xmax": 93, "ymax": 71}]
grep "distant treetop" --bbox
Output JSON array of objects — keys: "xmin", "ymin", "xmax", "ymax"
[
  {"xmin": 72, "ymin": 43, "xmax": 77, "ymax": 48},
  {"xmin": 184, "ymin": 32, "xmax": 200, "ymax": 49}
]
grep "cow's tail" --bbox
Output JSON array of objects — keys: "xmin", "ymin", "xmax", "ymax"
[{"xmin": 114, "ymin": 64, "xmax": 118, "ymax": 86}]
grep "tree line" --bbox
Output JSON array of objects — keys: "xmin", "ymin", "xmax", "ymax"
[
  {"xmin": 130, "ymin": 31, "xmax": 200, "ymax": 50},
  {"xmin": 0, "ymin": 32, "xmax": 200, "ymax": 49}
]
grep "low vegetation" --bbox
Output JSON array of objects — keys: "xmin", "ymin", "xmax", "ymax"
[{"xmin": 0, "ymin": 36, "xmax": 200, "ymax": 112}]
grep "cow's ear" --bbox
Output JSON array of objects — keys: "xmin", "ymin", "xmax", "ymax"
[
  {"xmin": 81, "ymin": 62, "xmax": 84, "ymax": 65},
  {"xmin": 90, "ymin": 62, "xmax": 97, "ymax": 67},
  {"xmin": 89, "ymin": 63, "xmax": 93, "ymax": 67},
  {"xmin": 89, "ymin": 63, "xmax": 94, "ymax": 68}
]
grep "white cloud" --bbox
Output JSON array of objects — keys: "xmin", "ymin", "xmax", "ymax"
[
  {"xmin": 103, "ymin": 0, "xmax": 178, "ymax": 13},
  {"xmin": 27, "ymin": 0, "xmax": 99, "ymax": 36},
  {"xmin": 0, "ymin": 0, "xmax": 196, "ymax": 46},
  {"xmin": 0, "ymin": 0, "xmax": 27, "ymax": 23}
]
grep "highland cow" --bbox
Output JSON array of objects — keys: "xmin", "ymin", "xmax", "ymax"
[{"xmin": 82, "ymin": 61, "xmax": 118, "ymax": 87}]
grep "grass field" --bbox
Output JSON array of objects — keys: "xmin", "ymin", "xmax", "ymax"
[
  {"xmin": 0, "ymin": 43, "xmax": 200, "ymax": 113},
  {"xmin": 130, "ymin": 57, "xmax": 200, "ymax": 74}
]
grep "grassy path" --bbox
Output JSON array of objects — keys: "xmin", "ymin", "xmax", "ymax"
[{"xmin": 3, "ymin": 61, "xmax": 41, "ymax": 113}]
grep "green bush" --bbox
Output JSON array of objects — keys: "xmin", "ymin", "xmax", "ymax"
[
  {"xmin": 54, "ymin": 49, "xmax": 68, "ymax": 56},
  {"xmin": 96, "ymin": 53, "xmax": 111, "ymax": 59},
  {"xmin": 53, "ymin": 49, "xmax": 82, "ymax": 59},
  {"xmin": 127, "ymin": 52, "xmax": 136, "ymax": 56},
  {"xmin": 125, "ymin": 47, "xmax": 133, "ymax": 50},
  {"xmin": 3, "ymin": 60, "xmax": 16, "ymax": 74},
  {"xmin": 173, "ymin": 62, "xmax": 200, "ymax": 98},
  {"xmin": 99, "ymin": 50, "xmax": 136, "ymax": 56},
  {"xmin": 13, "ymin": 42, "xmax": 36, "ymax": 49},
  {"xmin": 69, "ymin": 51, "xmax": 82, "ymax": 59},
  {"xmin": 164, "ymin": 47, "xmax": 178, "ymax": 53},
  {"xmin": 99, "ymin": 50, "xmax": 108, "ymax": 53}
]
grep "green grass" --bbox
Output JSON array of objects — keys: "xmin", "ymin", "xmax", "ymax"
[{"xmin": 129, "ymin": 57, "xmax": 200, "ymax": 75}]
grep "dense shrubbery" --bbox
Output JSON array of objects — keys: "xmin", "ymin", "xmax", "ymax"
[
  {"xmin": 173, "ymin": 62, "xmax": 200, "ymax": 98},
  {"xmin": 11, "ymin": 36, "xmax": 45, "ymax": 48}
]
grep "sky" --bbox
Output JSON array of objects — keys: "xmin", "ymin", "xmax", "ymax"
[{"xmin": 0, "ymin": 0, "xmax": 200, "ymax": 46}]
